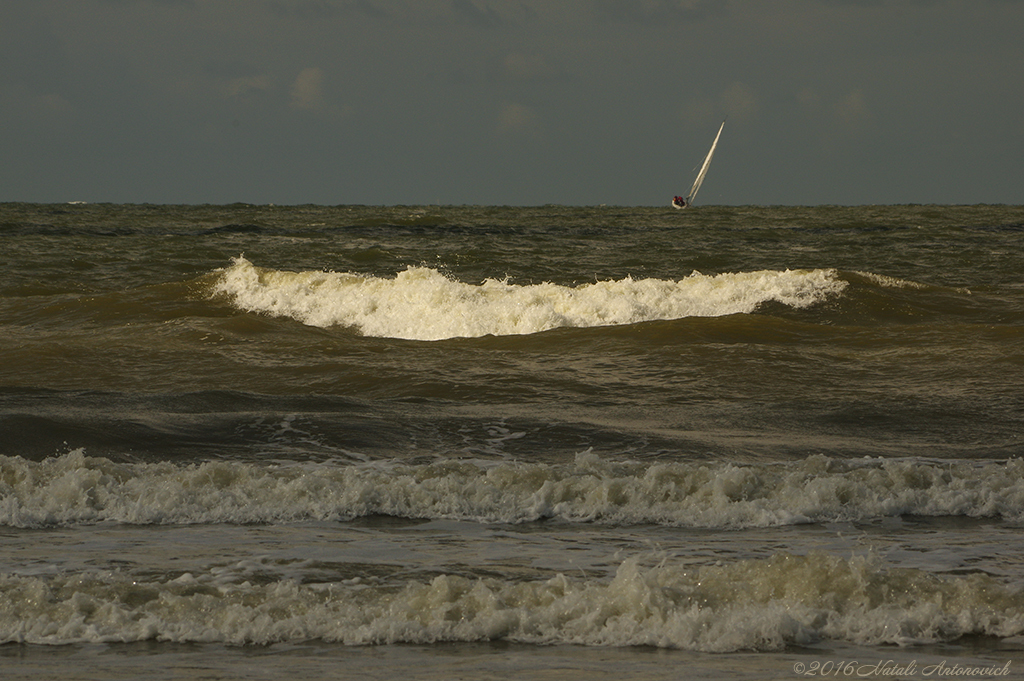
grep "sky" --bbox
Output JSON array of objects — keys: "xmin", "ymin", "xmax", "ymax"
[{"xmin": 2, "ymin": 0, "xmax": 1022, "ymax": 206}]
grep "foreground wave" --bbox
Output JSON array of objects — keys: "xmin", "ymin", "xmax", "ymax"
[
  {"xmin": 211, "ymin": 257, "xmax": 848, "ymax": 340},
  {"xmin": 3, "ymin": 450, "xmax": 1022, "ymax": 528},
  {"xmin": 2, "ymin": 552, "xmax": 1021, "ymax": 650}
]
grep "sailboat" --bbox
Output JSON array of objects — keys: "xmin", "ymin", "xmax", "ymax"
[{"xmin": 673, "ymin": 120, "xmax": 725, "ymax": 209}]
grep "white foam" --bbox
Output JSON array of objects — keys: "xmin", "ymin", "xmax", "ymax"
[
  {"xmin": 2, "ymin": 553, "xmax": 1021, "ymax": 649},
  {"xmin": 211, "ymin": 257, "xmax": 847, "ymax": 340},
  {"xmin": 2, "ymin": 450, "xmax": 1022, "ymax": 529}
]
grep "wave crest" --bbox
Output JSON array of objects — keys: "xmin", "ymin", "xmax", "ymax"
[
  {"xmin": 211, "ymin": 257, "xmax": 847, "ymax": 340},
  {"xmin": 2, "ymin": 552, "xmax": 1021, "ymax": 649},
  {"xmin": 3, "ymin": 450, "xmax": 1022, "ymax": 529}
]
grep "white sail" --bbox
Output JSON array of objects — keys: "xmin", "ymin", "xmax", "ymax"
[{"xmin": 684, "ymin": 120, "xmax": 725, "ymax": 205}]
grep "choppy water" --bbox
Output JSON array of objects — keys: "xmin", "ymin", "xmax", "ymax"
[{"xmin": 2, "ymin": 203, "xmax": 1024, "ymax": 679}]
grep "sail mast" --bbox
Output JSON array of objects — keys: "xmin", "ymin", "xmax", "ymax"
[{"xmin": 686, "ymin": 120, "xmax": 725, "ymax": 204}]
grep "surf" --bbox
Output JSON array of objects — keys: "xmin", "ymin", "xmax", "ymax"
[
  {"xmin": 2, "ymin": 550, "xmax": 1021, "ymax": 650},
  {"xmin": 4, "ymin": 450, "xmax": 1023, "ymax": 529},
  {"xmin": 210, "ymin": 257, "xmax": 848, "ymax": 341}
]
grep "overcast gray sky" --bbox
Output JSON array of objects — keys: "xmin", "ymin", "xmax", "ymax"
[{"xmin": 2, "ymin": 0, "xmax": 1022, "ymax": 206}]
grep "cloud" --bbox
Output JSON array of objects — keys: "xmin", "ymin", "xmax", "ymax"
[
  {"xmin": 290, "ymin": 67, "xmax": 324, "ymax": 111},
  {"xmin": 268, "ymin": 0, "xmax": 338, "ymax": 19},
  {"xmin": 720, "ymin": 82, "xmax": 759, "ymax": 122},
  {"xmin": 268, "ymin": 0, "xmax": 388, "ymax": 20},
  {"xmin": 796, "ymin": 87, "xmax": 871, "ymax": 130},
  {"xmin": 797, "ymin": 87, "xmax": 822, "ymax": 110},
  {"xmin": 834, "ymin": 89, "xmax": 871, "ymax": 130},
  {"xmin": 594, "ymin": 0, "xmax": 728, "ymax": 24},
  {"xmin": 451, "ymin": 0, "xmax": 503, "ymax": 28},
  {"xmin": 502, "ymin": 53, "xmax": 555, "ymax": 81},
  {"xmin": 497, "ymin": 102, "xmax": 540, "ymax": 137},
  {"xmin": 98, "ymin": 0, "xmax": 197, "ymax": 6},
  {"xmin": 680, "ymin": 96, "xmax": 717, "ymax": 128},
  {"xmin": 287, "ymin": 66, "xmax": 353, "ymax": 121},
  {"xmin": 681, "ymin": 82, "xmax": 759, "ymax": 127},
  {"xmin": 11, "ymin": 91, "xmax": 73, "ymax": 118},
  {"xmin": 225, "ymin": 74, "xmax": 272, "ymax": 98}
]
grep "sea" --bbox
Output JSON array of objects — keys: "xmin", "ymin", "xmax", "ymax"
[{"xmin": 2, "ymin": 202, "xmax": 1023, "ymax": 680}]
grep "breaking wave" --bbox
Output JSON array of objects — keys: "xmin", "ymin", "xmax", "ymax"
[
  {"xmin": 211, "ymin": 257, "xmax": 847, "ymax": 340},
  {"xmin": 2, "ymin": 552, "xmax": 1021, "ymax": 649},
  {"xmin": 3, "ymin": 450, "xmax": 1022, "ymax": 529}
]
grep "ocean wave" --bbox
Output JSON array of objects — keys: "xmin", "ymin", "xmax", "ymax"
[
  {"xmin": 2, "ymin": 450, "xmax": 1022, "ymax": 529},
  {"xmin": 2, "ymin": 552, "xmax": 1021, "ymax": 649},
  {"xmin": 210, "ymin": 257, "xmax": 847, "ymax": 340}
]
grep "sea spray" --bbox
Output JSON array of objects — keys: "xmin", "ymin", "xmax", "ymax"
[
  {"xmin": 3, "ymin": 450, "xmax": 1023, "ymax": 528},
  {"xmin": 211, "ymin": 257, "xmax": 848, "ymax": 340},
  {"xmin": 2, "ymin": 552, "xmax": 1021, "ymax": 649}
]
